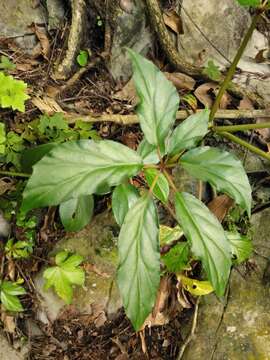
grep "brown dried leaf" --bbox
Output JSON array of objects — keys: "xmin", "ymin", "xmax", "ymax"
[
  {"xmin": 256, "ymin": 114, "xmax": 270, "ymax": 143},
  {"xmin": 255, "ymin": 49, "xmax": 268, "ymax": 64},
  {"xmin": 0, "ymin": 178, "xmax": 15, "ymax": 195},
  {"xmin": 113, "ymin": 79, "xmax": 138, "ymax": 105},
  {"xmin": 164, "ymin": 72, "xmax": 196, "ymax": 91},
  {"xmin": 1, "ymin": 313, "xmax": 16, "ymax": 333},
  {"xmin": 238, "ymin": 96, "xmax": 254, "ymax": 110},
  {"xmin": 207, "ymin": 194, "xmax": 234, "ymax": 222},
  {"xmin": 163, "ymin": 10, "xmax": 183, "ymax": 34},
  {"xmin": 31, "ymin": 24, "xmax": 50, "ymax": 60},
  {"xmin": 194, "ymin": 82, "xmax": 231, "ymax": 109}
]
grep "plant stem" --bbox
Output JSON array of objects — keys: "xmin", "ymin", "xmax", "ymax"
[
  {"xmin": 0, "ymin": 170, "xmax": 30, "ymax": 178},
  {"xmin": 213, "ymin": 123, "xmax": 270, "ymax": 133},
  {"xmin": 209, "ymin": 11, "xmax": 262, "ymax": 125},
  {"xmin": 163, "ymin": 169, "xmax": 178, "ymax": 193},
  {"xmin": 219, "ymin": 132, "xmax": 270, "ymax": 161}
]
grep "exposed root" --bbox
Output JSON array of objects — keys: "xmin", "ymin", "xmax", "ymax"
[{"xmin": 54, "ymin": 0, "xmax": 87, "ymax": 80}]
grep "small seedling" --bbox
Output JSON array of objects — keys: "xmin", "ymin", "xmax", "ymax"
[
  {"xmin": 0, "ymin": 55, "xmax": 16, "ymax": 71},
  {"xmin": 43, "ymin": 251, "xmax": 85, "ymax": 304},
  {"xmin": 0, "ymin": 72, "xmax": 29, "ymax": 112},
  {"xmin": 76, "ymin": 50, "xmax": 89, "ymax": 67}
]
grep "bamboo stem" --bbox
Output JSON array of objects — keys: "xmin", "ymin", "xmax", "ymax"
[
  {"xmin": 213, "ymin": 122, "xmax": 270, "ymax": 132},
  {"xmin": 209, "ymin": 12, "xmax": 262, "ymax": 124},
  {"xmin": 65, "ymin": 109, "xmax": 270, "ymax": 125},
  {"xmin": 218, "ymin": 132, "xmax": 270, "ymax": 161},
  {"xmin": 0, "ymin": 170, "xmax": 30, "ymax": 178}
]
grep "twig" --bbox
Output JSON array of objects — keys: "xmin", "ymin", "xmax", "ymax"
[
  {"xmin": 64, "ymin": 109, "xmax": 270, "ymax": 125},
  {"xmin": 177, "ymin": 296, "xmax": 200, "ymax": 360},
  {"xmin": 0, "ymin": 170, "xmax": 30, "ymax": 178},
  {"xmin": 214, "ymin": 122, "xmax": 270, "ymax": 132},
  {"xmin": 218, "ymin": 131, "xmax": 270, "ymax": 161}
]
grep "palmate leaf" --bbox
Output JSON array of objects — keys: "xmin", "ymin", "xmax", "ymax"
[
  {"xmin": 22, "ymin": 140, "xmax": 143, "ymax": 213},
  {"xmin": 112, "ymin": 183, "xmax": 140, "ymax": 226},
  {"xmin": 43, "ymin": 251, "xmax": 85, "ymax": 304},
  {"xmin": 180, "ymin": 146, "xmax": 252, "ymax": 216},
  {"xmin": 167, "ymin": 109, "xmax": 209, "ymax": 155},
  {"xmin": 128, "ymin": 49, "xmax": 179, "ymax": 152},
  {"xmin": 59, "ymin": 195, "xmax": 94, "ymax": 232},
  {"xmin": 144, "ymin": 168, "xmax": 169, "ymax": 204},
  {"xmin": 175, "ymin": 192, "xmax": 231, "ymax": 296},
  {"xmin": 0, "ymin": 72, "xmax": 29, "ymax": 112},
  {"xmin": 117, "ymin": 194, "xmax": 160, "ymax": 331},
  {"xmin": 0, "ymin": 280, "xmax": 26, "ymax": 312}
]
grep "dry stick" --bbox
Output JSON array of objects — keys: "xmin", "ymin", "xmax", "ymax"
[
  {"xmin": 64, "ymin": 109, "xmax": 270, "ymax": 125},
  {"xmin": 177, "ymin": 297, "xmax": 200, "ymax": 360},
  {"xmin": 214, "ymin": 122, "xmax": 270, "ymax": 132}
]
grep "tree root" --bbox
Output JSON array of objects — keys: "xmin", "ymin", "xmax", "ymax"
[
  {"xmin": 53, "ymin": 0, "xmax": 87, "ymax": 80},
  {"xmin": 145, "ymin": 0, "xmax": 266, "ymax": 108}
]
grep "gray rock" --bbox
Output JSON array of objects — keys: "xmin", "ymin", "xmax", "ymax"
[
  {"xmin": 179, "ymin": 0, "xmax": 269, "ymax": 73},
  {"xmin": 109, "ymin": 0, "xmax": 153, "ymax": 82},
  {"xmin": 0, "ymin": 1, "xmax": 47, "ymax": 51},
  {"xmin": 182, "ymin": 208, "xmax": 270, "ymax": 359},
  {"xmin": 46, "ymin": 0, "xmax": 65, "ymax": 29},
  {"xmin": 35, "ymin": 210, "xmax": 121, "ymax": 323}
]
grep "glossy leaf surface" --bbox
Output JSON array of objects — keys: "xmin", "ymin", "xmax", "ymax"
[
  {"xmin": 180, "ymin": 146, "xmax": 252, "ymax": 215},
  {"xmin": 117, "ymin": 195, "xmax": 160, "ymax": 330},
  {"xmin": 175, "ymin": 192, "xmax": 231, "ymax": 296}
]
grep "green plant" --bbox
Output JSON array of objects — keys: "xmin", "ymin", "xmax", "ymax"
[
  {"xmin": 5, "ymin": 238, "xmax": 33, "ymax": 259},
  {"xmin": 202, "ymin": 60, "xmax": 221, "ymax": 82},
  {"xmin": 0, "ymin": 55, "xmax": 16, "ymax": 71},
  {"xmin": 0, "ymin": 280, "xmax": 26, "ymax": 312},
  {"xmin": 76, "ymin": 50, "xmax": 89, "ymax": 67},
  {"xmin": 21, "ymin": 49, "xmax": 253, "ymax": 330},
  {"xmin": 0, "ymin": 72, "xmax": 29, "ymax": 112},
  {"xmin": 43, "ymin": 251, "xmax": 85, "ymax": 304}
]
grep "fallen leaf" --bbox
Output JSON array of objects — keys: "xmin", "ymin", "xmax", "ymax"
[
  {"xmin": 1, "ymin": 313, "xmax": 15, "ymax": 333},
  {"xmin": 256, "ymin": 115, "xmax": 270, "ymax": 143},
  {"xmin": 207, "ymin": 194, "xmax": 234, "ymax": 222},
  {"xmin": 163, "ymin": 10, "xmax": 184, "ymax": 34},
  {"xmin": 238, "ymin": 96, "xmax": 254, "ymax": 110},
  {"xmin": 0, "ymin": 177, "xmax": 15, "ymax": 195},
  {"xmin": 255, "ymin": 49, "xmax": 268, "ymax": 64},
  {"xmin": 178, "ymin": 275, "xmax": 214, "ymax": 296},
  {"xmin": 30, "ymin": 24, "xmax": 50, "ymax": 60},
  {"xmin": 194, "ymin": 82, "xmax": 231, "ymax": 109},
  {"xmin": 113, "ymin": 78, "xmax": 138, "ymax": 105},
  {"xmin": 164, "ymin": 72, "xmax": 195, "ymax": 91}
]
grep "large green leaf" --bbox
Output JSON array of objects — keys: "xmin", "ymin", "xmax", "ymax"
[
  {"xmin": 21, "ymin": 143, "xmax": 57, "ymax": 173},
  {"xmin": 117, "ymin": 194, "xmax": 160, "ymax": 331},
  {"xmin": 59, "ymin": 195, "xmax": 94, "ymax": 232},
  {"xmin": 137, "ymin": 138, "xmax": 159, "ymax": 165},
  {"xmin": 112, "ymin": 183, "xmax": 140, "ymax": 226},
  {"xmin": 226, "ymin": 231, "xmax": 253, "ymax": 264},
  {"xmin": 144, "ymin": 168, "xmax": 169, "ymax": 204},
  {"xmin": 128, "ymin": 49, "xmax": 179, "ymax": 152},
  {"xmin": 175, "ymin": 192, "xmax": 231, "ymax": 296},
  {"xmin": 22, "ymin": 140, "xmax": 143, "ymax": 213},
  {"xmin": 180, "ymin": 146, "xmax": 251, "ymax": 216},
  {"xmin": 167, "ymin": 109, "xmax": 209, "ymax": 155}
]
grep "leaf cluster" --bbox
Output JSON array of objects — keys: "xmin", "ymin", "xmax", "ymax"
[
  {"xmin": 0, "ymin": 280, "xmax": 26, "ymax": 312},
  {"xmin": 21, "ymin": 49, "xmax": 253, "ymax": 331},
  {"xmin": 0, "ymin": 72, "xmax": 29, "ymax": 112}
]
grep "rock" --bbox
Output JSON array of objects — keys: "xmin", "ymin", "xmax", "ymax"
[
  {"xmin": 35, "ymin": 210, "xmax": 121, "ymax": 323},
  {"xmin": 182, "ymin": 208, "xmax": 270, "ymax": 359},
  {"xmin": 46, "ymin": 0, "xmax": 65, "ymax": 29},
  {"xmin": 109, "ymin": 0, "xmax": 153, "ymax": 82},
  {"xmin": 0, "ymin": 0, "xmax": 65, "ymax": 52},
  {"xmin": 179, "ymin": 0, "xmax": 269, "ymax": 73},
  {"xmin": 0, "ymin": 331, "xmax": 25, "ymax": 360}
]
